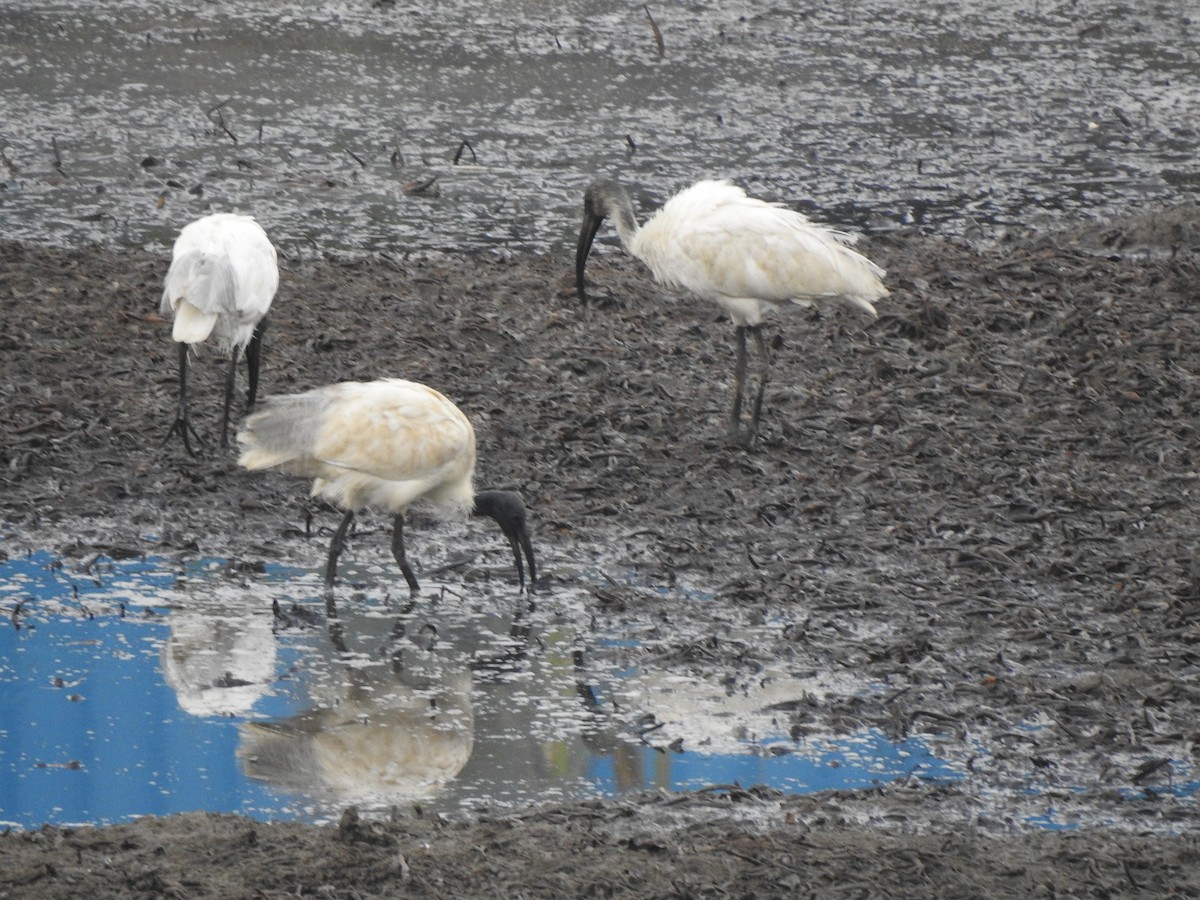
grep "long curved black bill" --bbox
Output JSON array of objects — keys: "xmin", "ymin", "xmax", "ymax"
[
  {"xmin": 507, "ymin": 525, "xmax": 538, "ymax": 593},
  {"xmin": 575, "ymin": 206, "xmax": 604, "ymax": 302},
  {"xmin": 474, "ymin": 490, "xmax": 538, "ymax": 592}
]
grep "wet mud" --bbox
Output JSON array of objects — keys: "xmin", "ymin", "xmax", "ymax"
[
  {"xmin": 2, "ymin": 206, "xmax": 1200, "ymax": 894},
  {"xmin": 3, "ymin": 791, "xmax": 1200, "ymax": 899}
]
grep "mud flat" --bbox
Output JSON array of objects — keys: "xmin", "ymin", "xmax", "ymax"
[{"xmin": 2, "ymin": 209, "xmax": 1199, "ymax": 894}]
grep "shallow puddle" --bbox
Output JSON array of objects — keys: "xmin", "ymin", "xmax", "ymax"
[{"xmin": 0, "ymin": 548, "xmax": 962, "ymax": 828}]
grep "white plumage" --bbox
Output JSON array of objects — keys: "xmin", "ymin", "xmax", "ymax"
[
  {"xmin": 238, "ymin": 378, "xmax": 536, "ymax": 594},
  {"xmin": 161, "ymin": 212, "xmax": 279, "ymax": 453},
  {"xmin": 576, "ymin": 179, "xmax": 888, "ymax": 444}
]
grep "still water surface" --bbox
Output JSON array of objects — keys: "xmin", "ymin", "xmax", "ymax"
[{"xmin": 0, "ymin": 549, "xmax": 960, "ymax": 828}]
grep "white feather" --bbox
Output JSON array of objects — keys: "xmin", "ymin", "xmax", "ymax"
[
  {"xmin": 577, "ymin": 177, "xmax": 888, "ymax": 440},
  {"xmin": 630, "ymin": 180, "xmax": 887, "ymax": 327},
  {"xmin": 161, "ymin": 213, "xmax": 278, "ymax": 353},
  {"xmin": 238, "ymin": 379, "xmax": 477, "ymax": 520}
]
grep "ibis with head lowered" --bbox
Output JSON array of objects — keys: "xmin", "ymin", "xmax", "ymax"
[
  {"xmin": 161, "ymin": 212, "xmax": 279, "ymax": 454},
  {"xmin": 575, "ymin": 178, "xmax": 887, "ymax": 445},
  {"xmin": 237, "ymin": 378, "xmax": 537, "ymax": 595}
]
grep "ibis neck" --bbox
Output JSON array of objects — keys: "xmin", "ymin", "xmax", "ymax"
[{"xmin": 610, "ymin": 200, "xmax": 640, "ymax": 250}]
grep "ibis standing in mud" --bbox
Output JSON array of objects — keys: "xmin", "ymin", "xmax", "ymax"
[
  {"xmin": 161, "ymin": 213, "xmax": 279, "ymax": 454},
  {"xmin": 237, "ymin": 378, "xmax": 537, "ymax": 595},
  {"xmin": 575, "ymin": 179, "xmax": 888, "ymax": 445}
]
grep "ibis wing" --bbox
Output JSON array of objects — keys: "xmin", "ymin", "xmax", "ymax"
[
  {"xmin": 221, "ymin": 221, "xmax": 279, "ymax": 323},
  {"xmin": 239, "ymin": 380, "xmax": 473, "ymax": 483},
  {"xmin": 668, "ymin": 205, "xmax": 887, "ymax": 307},
  {"xmin": 309, "ymin": 381, "xmax": 475, "ymax": 484},
  {"xmin": 638, "ymin": 181, "xmax": 885, "ymax": 309}
]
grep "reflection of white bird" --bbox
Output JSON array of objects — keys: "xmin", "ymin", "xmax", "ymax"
[
  {"xmin": 237, "ymin": 378, "xmax": 537, "ymax": 594},
  {"xmin": 238, "ymin": 661, "xmax": 473, "ymax": 805},
  {"xmin": 575, "ymin": 179, "xmax": 888, "ymax": 444},
  {"xmin": 161, "ymin": 213, "xmax": 279, "ymax": 454},
  {"xmin": 161, "ymin": 612, "xmax": 276, "ymax": 717}
]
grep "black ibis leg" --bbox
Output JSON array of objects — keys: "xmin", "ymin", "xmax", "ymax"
[
  {"xmin": 162, "ymin": 342, "xmax": 203, "ymax": 455},
  {"xmin": 219, "ymin": 347, "xmax": 241, "ymax": 449},
  {"xmin": 325, "ymin": 509, "xmax": 355, "ymax": 593},
  {"xmin": 747, "ymin": 324, "xmax": 771, "ymax": 441},
  {"xmin": 391, "ymin": 514, "xmax": 421, "ymax": 595},
  {"xmin": 245, "ymin": 317, "xmax": 268, "ymax": 412},
  {"xmin": 729, "ymin": 324, "xmax": 749, "ymax": 440}
]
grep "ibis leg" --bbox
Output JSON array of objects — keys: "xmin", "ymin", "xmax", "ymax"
[
  {"xmin": 391, "ymin": 514, "xmax": 421, "ymax": 595},
  {"xmin": 245, "ymin": 318, "xmax": 268, "ymax": 412},
  {"xmin": 747, "ymin": 324, "xmax": 771, "ymax": 439},
  {"xmin": 162, "ymin": 342, "xmax": 203, "ymax": 456},
  {"xmin": 219, "ymin": 347, "xmax": 241, "ymax": 448},
  {"xmin": 325, "ymin": 509, "xmax": 355, "ymax": 592},
  {"xmin": 729, "ymin": 324, "xmax": 749, "ymax": 439}
]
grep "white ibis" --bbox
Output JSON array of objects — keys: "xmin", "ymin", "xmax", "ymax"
[
  {"xmin": 237, "ymin": 378, "xmax": 536, "ymax": 594},
  {"xmin": 575, "ymin": 179, "xmax": 888, "ymax": 444},
  {"xmin": 161, "ymin": 212, "xmax": 279, "ymax": 454}
]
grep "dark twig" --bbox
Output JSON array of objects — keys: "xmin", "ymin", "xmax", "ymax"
[
  {"xmin": 644, "ymin": 6, "xmax": 665, "ymax": 56},
  {"xmin": 206, "ymin": 99, "xmax": 239, "ymax": 144},
  {"xmin": 215, "ymin": 109, "xmax": 239, "ymax": 144},
  {"xmin": 452, "ymin": 140, "xmax": 476, "ymax": 165},
  {"xmin": 402, "ymin": 175, "xmax": 440, "ymax": 195},
  {"xmin": 1130, "ymin": 757, "xmax": 1171, "ymax": 785},
  {"xmin": 51, "ymin": 137, "xmax": 66, "ymax": 175}
]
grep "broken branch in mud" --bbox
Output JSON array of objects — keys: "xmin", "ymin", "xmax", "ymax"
[
  {"xmin": 402, "ymin": 174, "xmax": 440, "ymax": 195},
  {"xmin": 205, "ymin": 98, "xmax": 239, "ymax": 144},
  {"xmin": 452, "ymin": 139, "xmax": 476, "ymax": 165},
  {"xmin": 50, "ymin": 136, "xmax": 69, "ymax": 177},
  {"xmin": 644, "ymin": 6, "xmax": 665, "ymax": 56}
]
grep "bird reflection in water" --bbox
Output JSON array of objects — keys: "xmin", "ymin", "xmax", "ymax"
[
  {"xmin": 162, "ymin": 610, "xmax": 277, "ymax": 717},
  {"xmin": 236, "ymin": 594, "xmax": 533, "ymax": 809}
]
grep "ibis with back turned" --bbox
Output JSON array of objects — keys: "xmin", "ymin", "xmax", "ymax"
[{"xmin": 161, "ymin": 212, "xmax": 279, "ymax": 454}]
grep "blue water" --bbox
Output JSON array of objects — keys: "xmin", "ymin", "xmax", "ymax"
[
  {"xmin": 589, "ymin": 732, "xmax": 947, "ymax": 795},
  {"xmin": 1, "ymin": 613, "xmax": 295, "ymax": 826},
  {"xmin": 3, "ymin": 548, "xmax": 959, "ymax": 827}
]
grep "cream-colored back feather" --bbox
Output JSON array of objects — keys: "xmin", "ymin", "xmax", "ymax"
[{"xmin": 238, "ymin": 379, "xmax": 477, "ymax": 519}]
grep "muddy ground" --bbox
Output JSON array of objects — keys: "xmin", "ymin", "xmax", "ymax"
[{"xmin": 2, "ymin": 211, "xmax": 1200, "ymax": 895}]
